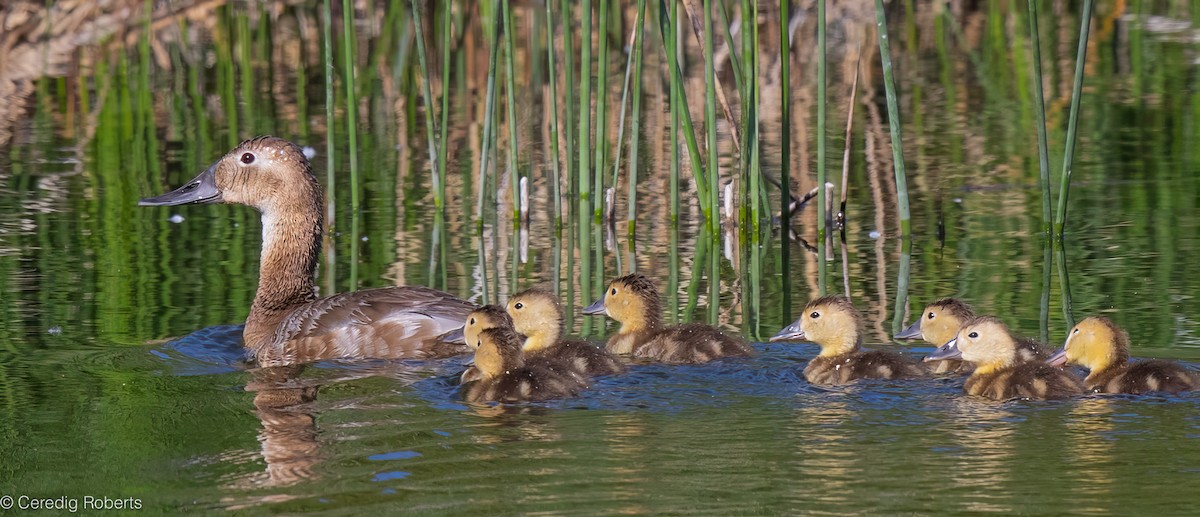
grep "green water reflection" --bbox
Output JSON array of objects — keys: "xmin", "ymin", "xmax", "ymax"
[{"xmin": 1, "ymin": 0, "xmax": 1198, "ymax": 513}]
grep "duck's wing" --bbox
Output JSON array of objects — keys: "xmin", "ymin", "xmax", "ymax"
[{"xmin": 267, "ymin": 286, "xmax": 477, "ymax": 363}]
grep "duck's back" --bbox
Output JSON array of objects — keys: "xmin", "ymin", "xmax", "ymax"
[
  {"xmin": 1091, "ymin": 361, "xmax": 1198, "ymax": 395},
  {"xmin": 965, "ymin": 363, "xmax": 1084, "ymax": 400},
  {"xmin": 461, "ymin": 365, "xmax": 588, "ymax": 403},
  {"xmin": 805, "ymin": 350, "xmax": 924, "ymax": 385},
  {"xmin": 1015, "ymin": 337, "xmax": 1052, "ymax": 362},
  {"xmin": 530, "ymin": 339, "xmax": 626, "ymax": 376},
  {"xmin": 253, "ymin": 286, "xmax": 476, "ymax": 366},
  {"xmin": 634, "ymin": 324, "xmax": 753, "ymax": 364},
  {"xmin": 927, "ymin": 358, "xmax": 973, "ymax": 375}
]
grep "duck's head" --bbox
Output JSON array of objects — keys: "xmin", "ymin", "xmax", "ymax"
[
  {"xmin": 473, "ymin": 327, "xmax": 526, "ymax": 379},
  {"xmin": 1046, "ymin": 316, "xmax": 1129, "ymax": 372},
  {"xmin": 507, "ymin": 288, "xmax": 563, "ymax": 351},
  {"xmin": 441, "ymin": 305, "xmax": 514, "ymax": 349},
  {"xmin": 582, "ymin": 274, "xmax": 661, "ymax": 332},
  {"xmin": 139, "ymin": 136, "xmax": 318, "ymax": 213},
  {"xmin": 771, "ymin": 295, "xmax": 861, "ymax": 356},
  {"xmin": 926, "ymin": 316, "xmax": 1018, "ymax": 374},
  {"xmin": 895, "ymin": 298, "xmax": 974, "ymax": 345}
]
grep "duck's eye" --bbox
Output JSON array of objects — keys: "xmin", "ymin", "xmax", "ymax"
[
  {"xmin": 610, "ymin": 288, "xmax": 617, "ymax": 296},
  {"xmin": 469, "ymin": 318, "xmax": 476, "ymax": 325},
  {"xmin": 1072, "ymin": 328, "xmax": 1079, "ymax": 334},
  {"xmin": 514, "ymin": 302, "xmax": 524, "ymax": 310},
  {"xmin": 809, "ymin": 311, "xmax": 820, "ymax": 319},
  {"xmin": 240, "ymin": 152, "xmax": 255, "ymax": 164},
  {"xmin": 968, "ymin": 331, "xmax": 979, "ymax": 339},
  {"xmin": 927, "ymin": 312, "xmax": 935, "ymax": 320}
]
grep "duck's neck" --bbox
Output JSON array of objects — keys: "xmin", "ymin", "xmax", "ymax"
[
  {"xmin": 250, "ymin": 204, "xmax": 323, "ymax": 316},
  {"xmin": 619, "ymin": 310, "xmax": 660, "ymax": 335},
  {"xmin": 524, "ymin": 325, "xmax": 560, "ymax": 352},
  {"xmin": 817, "ymin": 331, "xmax": 860, "ymax": 358}
]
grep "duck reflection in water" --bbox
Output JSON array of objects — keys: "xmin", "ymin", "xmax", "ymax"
[{"xmin": 243, "ymin": 365, "xmax": 321, "ymax": 487}]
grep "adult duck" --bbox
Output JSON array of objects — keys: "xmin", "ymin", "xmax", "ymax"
[{"xmin": 139, "ymin": 136, "xmax": 474, "ymax": 366}]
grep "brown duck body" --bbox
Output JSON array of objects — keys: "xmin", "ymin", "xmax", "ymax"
[
  {"xmin": 804, "ymin": 350, "xmax": 926, "ymax": 385},
  {"xmin": 140, "ymin": 137, "xmax": 475, "ymax": 367},
  {"xmin": 1082, "ymin": 360, "xmax": 1197, "ymax": 395},
  {"xmin": 506, "ymin": 289, "xmax": 625, "ymax": 377},
  {"xmin": 460, "ymin": 327, "xmax": 588, "ymax": 403},
  {"xmin": 585, "ymin": 275, "xmax": 752, "ymax": 364},
  {"xmin": 529, "ymin": 339, "xmax": 625, "ymax": 376},
  {"xmin": 964, "ymin": 362, "xmax": 1084, "ymax": 400}
]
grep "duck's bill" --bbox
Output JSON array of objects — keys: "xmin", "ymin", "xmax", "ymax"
[
  {"xmin": 581, "ymin": 298, "xmax": 606, "ymax": 315},
  {"xmin": 894, "ymin": 319, "xmax": 922, "ymax": 340},
  {"xmin": 925, "ymin": 338, "xmax": 962, "ymax": 362},
  {"xmin": 1045, "ymin": 348, "xmax": 1068, "ymax": 367},
  {"xmin": 438, "ymin": 327, "xmax": 466, "ymax": 345},
  {"xmin": 138, "ymin": 165, "xmax": 223, "ymax": 206},
  {"xmin": 769, "ymin": 320, "xmax": 806, "ymax": 342}
]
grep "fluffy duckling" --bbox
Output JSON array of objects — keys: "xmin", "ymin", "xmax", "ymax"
[
  {"xmin": 896, "ymin": 298, "xmax": 1051, "ymax": 373},
  {"xmin": 443, "ymin": 305, "xmax": 515, "ymax": 384},
  {"xmin": 459, "ymin": 327, "xmax": 589, "ymax": 403},
  {"xmin": 771, "ymin": 295, "xmax": 925, "ymax": 385},
  {"xmin": 1047, "ymin": 316, "xmax": 1198, "ymax": 395},
  {"xmin": 581, "ymin": 274, "xmax": 753, "ymax": 364},
  {"xmin": 507, "ymin": 288, "xmax": 625, "ymax": 377},
  {"xmin": 927, "ymin": 316, "xmax": 1083, "ymax": 400}
]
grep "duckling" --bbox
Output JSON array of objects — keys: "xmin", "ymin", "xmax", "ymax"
[
  {"xmin": 771, "ymin": 295, "xmax": 925, "ymax": 385},
  {"xmin": 139, "ymin": 136, "xmax": 475, "ymax": 366},
  {"xmin": 895, "ymin": 298, "xmax": 1051, "ymax": 373},
  {"xmin": 446, "ymin": 305, "xmax": 515, "ymax": 384},
  {"xmin": 507, "ymin": 288, "xmax": 625, "ymax": 376},
  {"xmin": 1047, "ymin": 316, "xmax": 1198, "ymax": 395},
  {"xmin": 459, "ymin": 327, "xmax": 589, "ymax": 403},
  {"xmin": 927, "ymin": 316, "xmax": 1083, "ymax": 400},
  {"xmin": 581, "ymin": 274, "xmax": 753, "ymax": 364}
]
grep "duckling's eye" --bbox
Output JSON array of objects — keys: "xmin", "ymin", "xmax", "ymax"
[
  {"xmin": 1072, "ymin": 328, "xmax": 1079, "ymax": 334},
  {"xmin": 514, "ymin": 302, "xmax": 524, "ymax": 310},
  {"xmin": 927, "ymin": 312, "xmax": 935, "ymax": 320},
  {"xmin": 469, "ymin": 318, "xmax": 476, "ymax": 325},
  {"xmin": 240, "ymin": 152, "xmax": 256, "ymax": 164},
  {"xmin": 611, "ymin": 288, "xmax": 617, "ymax": 296},
  {"xmin": 968, "ymin": 331, "xmax": 979, "ymax": 339},
  {"xmin": 809, "ymin": 311, "xmax": 820, "ymax": 319}
]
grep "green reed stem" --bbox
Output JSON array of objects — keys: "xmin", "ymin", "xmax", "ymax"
[
  {"xmin": 502, "ymin": 0, "xmax": 521, "ymax": 225},
  {"xmin": 593, "ymin": 0, "xmax": 610, "ymax": 221},
  {"xmin": 1054, "ymin": 0, "xmax": 1093, "ymax": 240},
  {"xmin": 779, "ymin": 0, "xmax": 791, "ymax": 313},
  {"xmin": 579, "ymin": 0, "xmax": 594, "ymax": 316},
  {"xmin": 321, "ymin": 0, "xmax": 337, "ymax": 295},
  {"xmin": 561, "ymin": 0, "xmax": 576, "ymax": 207},
  {"xmin": 546, "ymin": 0, "xmax": 563, "ymax": 229},
  {"xmin": 1028, "ymin": 0, "xmax": 1052, "ymax": 236},
  {"xmin": 409, "ymin": 0, "xmax": 442, "ymax": 211},
  {"xmin": 667, "ymin": 0, "xmax": 681, "ymax": 223},
  {"xmin": 816, "ymin": 0, "xmax": 828, "ymax": 295},
  {"xmin": 341, "ymin": 0, "xmax": 361, "ymax": 289},
  {"xmin": 873, "ymin": 0, "xmax": 912, "ymax": 332},
  {"xmin": 703, "ymin": 0, "xmax": 719, "ymax": 233},
  {"xmin": 438, "ymin": 0, "xmax": 451, "ymax": 211},
  {"xmin": 717, "ymin": 1, "xmax": 743, "ymax": 97},
  {"xmin": 609, "ymin": 12, "xmax": 639, "ymax": 208},
  {"xmin": 627, "ymin": 0, "xmax": 647, "ymax": 241},
  {"xmin": 658, "ymin": 0, "xmax": 710, "ymax": 220}
]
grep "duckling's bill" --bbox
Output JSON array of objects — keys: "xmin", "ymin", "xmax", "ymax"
[
  {"xmin": 925, "ymin": 338, "xmax": 962, "ymax": 362},
  {"xmin": 1045, "ymin": 348, "xmax": 1068, "ymax": 367},
  {"xmin": 769, "ymin": 319, "xmax": 806, "ymax": 342},
  {"xmin": 139, "ymin": 164, "xmax": 223, "ymax": 206},
  {"xmin": 894, "ymin": 319, "xmax": 922, "ymax": 340},
  {"xmin": 581, "ymin": 298, "xmax": 606, "ymax": 315}
]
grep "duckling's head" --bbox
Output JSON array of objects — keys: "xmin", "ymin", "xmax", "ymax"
[
  {"xmin": 1047, "ymin": 316, "xmax": 1129, "ymax": 372},
  {"xmin": 582, "ymin": 274, "xmax": 662, "ymax": 333},
  {"xmin": 139, "ymin": 136, "xmax": 319, "ymax": 214},
  {"xmin": 507, "ymin": 288, "xmax": 563, "ymax": 351},
  {"xmin": 771, "ymin": 295, "xmax": 861, "ymax": 356},
  {"xmin": 473, "ymin": 327, "xmax": 526, "ymax": 379},
  {"xmin": 458, "ymin": 305, "xmax": 515, "ymax": 350},
  {"xmin": 895, "ymin": 298, "xmax": 974, "ymax": 345},
  {"xmin": 927, "ymin": 316, "xmax": 1018, "ymax": 374}
]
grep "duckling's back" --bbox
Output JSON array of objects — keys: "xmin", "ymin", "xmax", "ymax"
[
  {"xmin": 965, "ymin": 362, "xmax": 1084, "ymax": 400},
  {"xmin": 461, "ymin": 365, "xmax": 588, "ymax": 403},
  {"xmin": 805, "ymin": 350, "xmax": 925, "ymax": 385},
  {"xmin": 1015, "ymin": 337, "xmax": 1052, "ymax": 362},
  {"xmin": 1090, "ymin": 360, "xmax": 1198, "ymax": 395},
  {"xmin": 530, "ymin": 339, "xmax": 626, "ymax": 376},
  {"xmin": 636, "ymin": 323, "xmax": 753, "ymax": 364}
]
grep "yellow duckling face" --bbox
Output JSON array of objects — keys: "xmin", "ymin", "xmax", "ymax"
[
  {"xmin": 895, "ymin": 298, "xmax": 974, "ymax": 345},
  {"xmin": 139, "ymin": 136, "xmax": 317, "ymax": 212},
  {"xmin": 771, "ymin": 295, "xmax": 861, "ymax": 356},
  {"xmin": 1047, "ymin": 316, "xmax": 1129, "ymax": 372},
  {"xmin": 582, "ymin": 274, "xmax": 662, "ymax": 333},
  {"xmin": 454, "ymin": 305, "xmax": 514, "ymax": 350},
  {"xmin": 473, "ymin": 327, "xmax": 525, "ymax": 379},
  {"xmin": 927, "ymin": 316, "xmax": 1017, "ymax": 374},
  {"xmin": 507, "ymin": 289, "xmax": 563, "ymax": 350}
]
